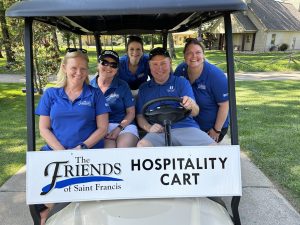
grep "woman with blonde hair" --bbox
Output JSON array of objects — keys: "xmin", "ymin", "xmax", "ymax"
[{"xmin": 35, "ymin": 48, "xmax": 110, "ymax": 224}]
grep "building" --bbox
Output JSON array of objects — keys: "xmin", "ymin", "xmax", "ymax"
[{"xmin": 210, "ymin": 0, "xmax": 300, "ymax": 51}]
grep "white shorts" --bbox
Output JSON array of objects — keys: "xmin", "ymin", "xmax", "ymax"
[{"xmin": 108, "ymin": 123, "xmax": 139, "ymax": 138}]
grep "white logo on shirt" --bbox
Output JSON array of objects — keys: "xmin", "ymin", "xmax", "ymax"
[
  {"xmin": 78, "ymin": 100, "xmax": 92, "ymax": 106},
  {"xmin": 197, "ymin": 84, "xmax": 206, "ymax": 90},
  {"xmin": 223, "ymin": 93, "xmax": 228, "ymax": 97},
  {"xmin": 167, "ymin": 86, "xmax": 175, "ymax": 93},
  {"xmin": 106, "ymin": 92, "xmax": 120, "ymax": 103},
  {"xmin": 137, "ymin": 73, "xmax": 145, "ymax": 78}
]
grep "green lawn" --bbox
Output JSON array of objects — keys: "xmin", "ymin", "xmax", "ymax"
[
  {"xmin": 236, "ymin": 80, "xmax": 300, "ymax": 211},
  {"xmin": 1, "ymin": 47, "xmax": 300, "ymax": 74},
  {"xmin": 0, "ymin": 81, "xmax": 299, "ymax": 211}
]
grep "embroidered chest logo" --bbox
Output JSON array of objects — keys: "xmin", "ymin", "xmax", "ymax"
[
  {"xmin": 167, "ymin": 85, "xmax": 175, "ymax": 93},
  {"xmin": 197, "ymin": 84, "xmax": 206, "ymax": 90},
  {"xmin": 137, "ymin": 73, "xmax": 145, "ymax": 78},
  {"xmin": 106, "ymin": 92, "xmax": 120, "ymax": 103},
  {"xmin": 78, "ymin": 100, "xmax": 92, "ymax": 106}
]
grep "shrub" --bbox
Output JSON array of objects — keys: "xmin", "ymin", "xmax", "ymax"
[{"xmin": 278, "ymin": 43, "xmax": 289, "ymax": 51}]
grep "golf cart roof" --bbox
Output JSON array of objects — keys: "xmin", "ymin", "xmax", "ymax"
[{"xmin": 6, "ymin": 0, "xmax": 247, "ymax": 35}]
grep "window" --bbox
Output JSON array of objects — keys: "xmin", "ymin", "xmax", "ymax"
[
  {"xmin": 246, "ymin": 35, "xmax": 251, "ymax": 43},
  {"xmin": 271, "ymin": 34, "xmax": 276, "ymax": 45}
]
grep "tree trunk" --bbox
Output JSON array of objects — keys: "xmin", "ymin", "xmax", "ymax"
[
  {"xmin": 168, "ymin": 33, "xmax": 176, "ymax": 59},
  {"xmin": 0, "ymin": 1, "xmax": 15, "ymax": 64},
  {"xmin": 151, "ymin": 34, "xmax": 154, "ymax": 49},
  {"xmin": 0, "ymin": 44, "xmax": 3, "ymax": 58},
  {"xmin": 51, "ymin": 28, "xmax": 60, "ymax": 53},
  {"xmin": 124, "ymin": 35, "xmax": 128, "ymax": 50},
  {"xmin": 72, "ymin": 36, "xmax": 77, "ymax": 48}
]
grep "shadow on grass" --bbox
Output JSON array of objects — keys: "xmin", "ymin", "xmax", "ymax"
[
  {"xmin": 236, "ymin": 80, "xmax": 300, "ymax": 211},
  {"xmin": 0, "ymin": 83, "xmax": 42, "ymax": 186}
]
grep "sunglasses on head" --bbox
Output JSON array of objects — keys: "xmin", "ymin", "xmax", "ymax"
[
  {"xmin": 100, "ymin": 59, "xmax": 118, "ymax": 69},
  {"xmin": 149, "ymin": 48, "xmax": 170, "ymax": 59},
  {"xmin": 185, "ymin": 37, "xmax": 203, "ymax": 43},
  {"xmin": 66, "ymin": 48, "xmax": 87, "ymax": 54}
]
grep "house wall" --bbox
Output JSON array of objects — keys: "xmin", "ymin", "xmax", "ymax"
[
  {"xmin": 246, "ymin": 11, "xmax": 268, "ymax": 51},
  {"xmin": 286, "ymin": 0, "xmax": 300, "ymax": 11},
  {"xmin": 266, "ymin": 31, "xmax": 300, "ymax": 50},
  {"xmin": 172, "ymin": 31, "xmax": 197, "ymax": 46}
]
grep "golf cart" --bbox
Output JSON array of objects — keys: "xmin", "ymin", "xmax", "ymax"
[{"xmin": 6, "ymin": 0, "xmax": 246, "ymax": 224}]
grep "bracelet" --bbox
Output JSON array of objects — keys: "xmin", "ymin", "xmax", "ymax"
[
  {"xmin": 212, "ymin": 127, "xmax": 221, "ymax": 134},
  {"xmin": 117, "ymin": 124, "xmax": 124, "ymax": 131}
]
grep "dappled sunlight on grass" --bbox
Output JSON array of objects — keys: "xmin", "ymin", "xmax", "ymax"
[
  {"xmin": 236, "ymin": 80, "xmax": 300, "ymax": 209},
  {"xmin": 0, "ymin": 83, "xmax": 29, "ymax": 186}
]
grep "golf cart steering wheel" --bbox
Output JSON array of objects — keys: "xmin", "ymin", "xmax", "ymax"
[
  {"xmin": 142, "ymin": 96, "xmax": 191, "ymax": 146},
  {"xmin": 142, "ymin": 96, "xmax": 191, "ymax": 126}
]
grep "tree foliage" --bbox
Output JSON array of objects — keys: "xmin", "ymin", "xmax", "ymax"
[{"xmin": 2, "ymin": 0, "xmax": 61, "ymax": 94}]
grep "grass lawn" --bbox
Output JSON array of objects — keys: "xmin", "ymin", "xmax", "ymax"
[
  {"xmin": 1, "ymin": 46, "xmax": 300, "ymax": 74},
  {"xmin": 236, "ymin": 80, "xmax": 300, "ymax": 211},
  {"xmin": 0, "ymin": 83, "xmax": 43, "ymax": 185},
  {"xmin": 0, "ymin": 81, "xmax": 299, "ymax": 211}
]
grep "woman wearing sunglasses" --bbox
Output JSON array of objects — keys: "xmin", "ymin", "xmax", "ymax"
[
  {"xmin": 118, "ymin": 35, "xmax": 151, "ymax": 90},
  {"xmin": 90, "ymin": 50, "xmax": 139, "ymax": 148},
  {"xmin": 174, "ymin": 38, "xmax": 229, "ymax": 143},
  {"xmin": 35, "ymin": 48, "xmax": 110, "ymax": 224}
]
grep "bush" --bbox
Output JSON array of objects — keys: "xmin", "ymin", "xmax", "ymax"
[
  {"xmin": 269, "ymin": 45, "xmax": 278, "ymax": 51},
  {"xmin": 278, "ymin": 43, "xmax": 289, "ymax": 51}
]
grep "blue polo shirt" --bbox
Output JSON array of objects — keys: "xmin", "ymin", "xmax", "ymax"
[
  {"xmin": 174, "ymin": 61, "xmax": 229, "ymax": 131},
  {"xmin": 136, "ymin": 74, "xmax": 199, "ymax": 129},
  {"xmin": 35, "ymin": 84, "xmax": 111, "ymax": 150},
  {"xmin": 90, "ymin": 75, "xmax": 135, "ymax": 124},
  {"xmin": 117, "ymin": 54, "xmax": 150, "ymax": 90}
]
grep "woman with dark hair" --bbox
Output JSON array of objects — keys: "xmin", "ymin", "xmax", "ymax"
[
  {"xmin": 118, "ymin": 35, "xmax": 151, "ymax": 90},
  {"xmin": 174, "ymin": 38, "xmax": 229, "ymax": 143}
]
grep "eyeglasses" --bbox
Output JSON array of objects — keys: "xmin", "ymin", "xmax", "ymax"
[
  {"xmin": 100, "ymin": 59, "xmax": 118, "ymax": 69},
  {"xmin": 66, "ymin": 48, "xmax": 87, "ymax": 54},
  {"xmin": 149, "ymin": 47, "xmax": 170, "ymax": 60}
]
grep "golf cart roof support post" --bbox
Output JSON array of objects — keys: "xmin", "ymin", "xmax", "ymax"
[
  {"xmin": 224, "ymin": 12, "xmax": 241, "ymax": 225},
  {"xmin": 94, "ymin": 33, "xmax": 102, "ymax": 61},
  {"xmin": 24, "ymin": 17, "xmax": 36, "ymax": 152},
  {"xmin": 224, "ymin": 12, "xmax": 239, "ymax": 146},
  {"xmin": 162, "ymin": 30, "xmax": 168, "ymax": 49}
]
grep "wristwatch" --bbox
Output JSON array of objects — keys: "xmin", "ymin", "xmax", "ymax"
[
  {"xmin": 117, "ymin": 124, "xmax": 124, "ymax": 131},
  {"xmin": 212, "ymin": 127, "xmax": 221, "ymax": 134},
  {"xmin": 79, "ymin": 142, "xmax": 88, "ymax": 149}
]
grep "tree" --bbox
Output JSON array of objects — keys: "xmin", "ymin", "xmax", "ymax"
[
  {"xmin": 51, "ymin": 28, "xmax": 60, "ymax": 53},
  {"xmin": 0, "ymin": 0, "xmax": 15, "ymax": 66},
  {"xmin": 32, "ymin": 21, "xmax": 61, "ymax": 94},
  {"xmin": 168, "ymin": 33, "xmax": 176, "ymax": 59}
]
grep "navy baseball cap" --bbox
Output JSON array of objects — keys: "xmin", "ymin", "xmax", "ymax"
[
  {"xmin": 99, "ymin": 50, "xmax": 119, "ymax": 64},
  {"xmin": 149, "ymin": 47, "xmax": 170, "ymax": 60}
]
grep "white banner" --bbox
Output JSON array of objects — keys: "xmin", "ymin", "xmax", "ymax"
[{"xmin": 26, "ymin": 145, "xmax": 242, "ymax": 204}]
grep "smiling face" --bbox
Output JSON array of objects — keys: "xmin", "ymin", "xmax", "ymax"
[
  {"xmin": 127, "ymin": 41, "xmax": 143, "ymax": 63},
  {"xmin": 98, "ymin": 57, "xmax": 118, "ymax": 79},
  {"xmin": 149, "ymin": 55, "xmax": 171, "ymax": 84},
  {"xmin": 184, "ymin": 43, "xmax": 205, "ymax": 69},
  {"xmin": 63, "ymin": 56, "xmax": 88, "ymax": 87}
]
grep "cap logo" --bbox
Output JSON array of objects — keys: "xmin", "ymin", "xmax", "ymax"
[{"xmin": 104, "ymin": 50, "xmax": 118, "ymax": 58}]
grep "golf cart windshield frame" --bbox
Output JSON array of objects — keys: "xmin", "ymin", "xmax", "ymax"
[{"xmin": 6, "ymin": 0, "xmax": 247, "ymax": 225}]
